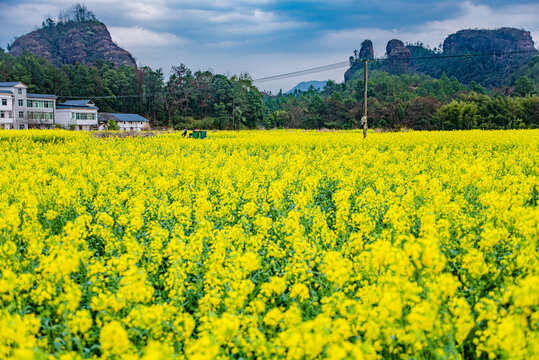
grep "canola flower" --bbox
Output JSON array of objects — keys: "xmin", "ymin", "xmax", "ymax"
[{"xmin": 0, "ymin": 129, "xmax": 538, "ymax": 359}]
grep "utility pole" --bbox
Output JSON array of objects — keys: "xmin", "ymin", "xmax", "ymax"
[{"xmin": 362, "ymin": 59, "xmax": 368, "ymax": 138}]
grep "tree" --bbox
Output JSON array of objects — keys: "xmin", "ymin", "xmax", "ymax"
[
  {"xmin": 404, "ymin": 96, "xmax": 441, "ymax": 130},
  {"xmin": 513, "ymin": 76, "xmax": 536, "ymax": 97},
  {"xmin": 107, "ymin": 119, "xmax": 120, "ymax": 130},
  {"xmin": 58, "ymin": 3, "xmax": 97, "ymax": 23}
]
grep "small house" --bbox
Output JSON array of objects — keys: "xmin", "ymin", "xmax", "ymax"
[
  {"xmin": 56, "ymin": 100, "xmax": 99, "ymax": 130},
  {"xmin": 98, "ymin": 113, "xmax": 149, "ymax": 131}
]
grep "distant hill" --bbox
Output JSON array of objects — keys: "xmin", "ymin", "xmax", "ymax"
[
  {"xmin": 345, "ymin": 27, "xmax": 538, "ymax": 88},
  {"xmin": 9, "ymin": 4, "xmax": 136, "ymax": 67},
  {"xmin": 286, "ymin": 80, "xmax": 328, "ymax": 94}
]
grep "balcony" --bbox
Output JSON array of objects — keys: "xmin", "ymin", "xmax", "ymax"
[
  {"xmin": 0, "ymin": 117, "xmax": 14, "ymax": 125},
  {"xmin": 71, "ymin": 119, "xmax": 98, "ymax": 126}
]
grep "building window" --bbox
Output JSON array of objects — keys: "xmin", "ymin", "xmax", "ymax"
[
  {"xmin": 28, "ymin": 112, "xmax": 54, "ymax": 120},
  {"xmin": 19, "ymin": 124, "xmax": 24, "ymax": 129},
  {"xmin": 1, "ymin": 99, "xmax": 6, "ymax": 106},
  {"xmin": 18, "ymin": 99, "xmax": 23, "ymax": 106},
  {"xmin": 19, "ymin": 111, "xmax": 24, "ymax": 118},
  {"xmin": 73, "ymin": 112, "xmax": 96, "ymax": 120},
  {"xmin": 27, "ymin": 100, "xmax": 53, "ymax": 108},
  {"xmin": 1, "ymin": 112, "xmax": 4, "ymax": 118},
  {"xmin": 18, "ymin": 89, "xmax": 22, "ymax": 95}
]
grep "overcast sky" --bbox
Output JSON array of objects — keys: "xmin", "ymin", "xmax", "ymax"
[{"xmin": 0, "ymin": 0, "xmax": 537, "ymax": 93}]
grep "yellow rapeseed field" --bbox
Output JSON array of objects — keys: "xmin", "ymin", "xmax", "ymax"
[{"xmin": 0, "ymin": 129, "xmax": 538, "ymax": 359}]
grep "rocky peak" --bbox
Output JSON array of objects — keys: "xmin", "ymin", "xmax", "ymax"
[
  {"xmin": 386, "ymin": 39, "xmax": 411, "ymax": 62},
  {"xmin": 9, "ymin": 19, "xmax": 136, "ymax": 67},
  {"xmin": 443, "ymin": 28, "xmax": 536, "ymax": 55},
  {"xmin": 359, "ymin": 40, "xmax": 374, "ymax": 59},
  {"xmin": 386, "ymin": 39, "xmax": 411, "ymax": 73}
]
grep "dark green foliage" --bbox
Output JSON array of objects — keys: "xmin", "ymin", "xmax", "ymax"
[
  {"xmin": 513, "ymin": 76, "xmax": 536, "ymax": 97},
  {"xmin": 346, "ymin": 41, "xmax": 538, "ymax": 89},
  {"xmin": 0, "ymin": 51, "xmax": 265, "ymax": 129},
  {"xmin": 0, "ymin": 46, "xmax": 536, "ymax": 131},
  {"xmin": 263, "ymin": 68, "xmax": 539, "ymax": 130},
  {"xmin": 107, "ymin": 119, "xmax": 120, "ymax": 131},
  {"xmin": 434, "ymin": 93, "xmax": 538, "ymax": 130}
]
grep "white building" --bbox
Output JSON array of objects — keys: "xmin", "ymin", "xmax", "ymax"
[
  {"xmin": 98, "ymin": 113, "xmax": 149, "ymax": 131},
  {"xmin": 56, "ymin": 100, "xmax": 98, "ymax": 130},
  {"xmin": 26, "ymin": 93, "xmax": 57, "ymax": 129},
  {"xmin": 0, "ymin": 90, "xmax": 14, "ymax": 129},
  {"xmin": 0, "ymin": 82, "xmax": 56, "ymax": 129}
]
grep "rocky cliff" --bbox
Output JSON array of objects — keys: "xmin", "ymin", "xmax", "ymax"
[
  {"xmin": 386, "ymin": 39, "xmax": 411, "ymax": 73},
  {"xmin": 443, "ymin": 28, "xmax": 536, "ymax": 55},
  {"xmin": 343, "ymin": 27, "xmax": 537, "ymax": 87},
  {"xmin": 345, "ymin": 40, "xmax": 375, "ymax": 81},
  {"xmin": 359, "ymin": 40, "xmax": 374, "ymax": 60},
  {"xmin": 10, "ymin": 21, "xmax": 136, "ymax": 67}
]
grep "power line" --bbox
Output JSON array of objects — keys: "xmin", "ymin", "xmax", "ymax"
[
  {"xmin": 59, "ymin": 49, "xmax": 537, "ymax": 98},
  {"xmin": 252, "ymin": 49, "xmax": 538, "ymax": 83},
  {"xmin": 252, "ymin": 61, "xmax": 349, "ymax": 83}
]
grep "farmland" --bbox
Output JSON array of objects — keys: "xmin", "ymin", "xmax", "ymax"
[{"xmin": 0, "ymin": 130, "xmax": 538, "ymax": 359}]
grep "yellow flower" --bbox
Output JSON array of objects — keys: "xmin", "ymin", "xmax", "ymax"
[
  {"xmin": 100, "ymin": 321, "xmax": 131, "ymax": 356},
  {"xmin": 264, "ymin": 307, "xmax": 284, "ymax": 326},
  {"xmin": 290, "ymin": 283, "xmax": 309, "ymax": 301}
]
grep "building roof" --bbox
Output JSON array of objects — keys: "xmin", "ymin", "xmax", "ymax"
[
  {"xmin": 27, "ymin": 93, "xmax": 57, "ymax": 99},
  {"xmin": 57, "ymin": 99, "xmax": 98, "ymax": 110},
  {"xmin": 0, "ymin": 81, "xmax": 26, "ymax": 88},
  {"xmin": 57, "ymin": 104, "xmax": 99, "ymax": 110},
  {"xmin": 61, "ymin": 100, "xmax": 95, "ymax": 107},
  {"xmin": 102, "ymin": 113, "xmax": 149, "ymax": 122},
  {"xmin": 0, "ymin": 90, "xmax": 13, "ymax": 95}
]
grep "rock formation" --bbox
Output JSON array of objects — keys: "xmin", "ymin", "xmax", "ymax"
[
  {"xmin": 10, "ymin": 21, "xmax": 136, "ymax": 67},
  {"xmin": 343, "ymin": 27, "xmax": 537, "ymax": 87},
  {"xmin": 386, "ymin": 39, "xmax": 411, "ymax": 73},
  {"xmin": 386, "ymin": 39, "xmax": 411, "ymax": 63},
  {"xmin": 443, "ymin": 28, "xmax": 536, "ymax": 55},
  {"xmin": 359, "ymin": 40, "xmax": 374, "ymax": 59}
]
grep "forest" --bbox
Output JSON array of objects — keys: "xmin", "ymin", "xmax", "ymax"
[{"xmin": 0, "ymin": 48, "xmax": 537, "ymax": 131}]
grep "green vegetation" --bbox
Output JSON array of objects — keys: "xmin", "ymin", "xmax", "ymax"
[
  {"xmin": 346, "ymin": 41, "xmax": 538, "ymax": 89},
  {"xmin": 0, "ymin": 47, "xmax": 537, "ymax": 131},
  {"xmin": 265, "ymin": 69, "xmax": 538, "ymax": 130},
  {"xmin": 107, "ymin": 119, "xmax": 120, "ymax": 131},
  {"xmin": 0, "ymin": 50, "xmax": 264, "ymax": 130}
]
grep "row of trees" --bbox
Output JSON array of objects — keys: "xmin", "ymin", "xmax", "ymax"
[
  {"xmin": 0, "ymin": 49, "xmax": 537, "ymax": 130},
  {"xmin": 0, "ymin": 50, "xmax": 264, "ymax": 130},
  {"xmin": 264, "ymin": 69, "xmax": 538, "ymax": 130}
]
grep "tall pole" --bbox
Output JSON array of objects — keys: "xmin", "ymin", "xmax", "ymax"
[{"xmin": 363, "ymin": 60, "xmax": 368, "ymax": 138}]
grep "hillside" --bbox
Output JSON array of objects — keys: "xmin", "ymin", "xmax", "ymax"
[
  {"xmin": 9, "ymin": 6, "xmax": 136, "ymax": 67},
  {"xmin": 345, "ymin": 27, "xmax": 538, "ymax": 88},
  {"xmin": 286, "ymin": 80, "xmax": 328, "ymax": 94}
]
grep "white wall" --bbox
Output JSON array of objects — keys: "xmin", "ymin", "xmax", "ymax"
[
  {"xmin": 0, "ymin": 95, "xmax": 14, "ymax": 128},
  {"xmin": 56, "ymin": 108, "xmax": 98, "ymax": 129},
  {"xmin": 117, "ymin": 121, "xmax": 147, "ymax": 131}
]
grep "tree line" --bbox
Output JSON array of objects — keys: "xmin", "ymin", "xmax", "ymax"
[
  {"xmin": 0, "ymin": 49, "xmax": 537, "ymax": 130},
  {"xmin": 265, "ymin": 68, "xmax": 538, "ymax": 130}
]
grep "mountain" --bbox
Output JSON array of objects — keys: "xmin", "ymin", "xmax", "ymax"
[
  {"xmin": 286, "ymin": 80, "xmax": 328, "ymax": 94},
  {"xmin": 345, "ymin": 27, "xmax": 538, "ymax": 88},
  {"xmin": 9, "ymin": 6, "xmax": 136, "ymax": 67},
  {"xmin": 443, "ymin": 28, "xmax": 536, "ymax": 55}
]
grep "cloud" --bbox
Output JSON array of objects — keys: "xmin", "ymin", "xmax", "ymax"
[
  {"xmin": 109, "ymin": 27, "xmax": 187, "ymax": 47},
  {"xmin": 319, "ymin": 1, "xmax": 539, "ymax": 57},
  {"xmin": 1, "ymin": 0, "xmax": 537, "ymax": 93},
  {"xmin": 209, "ymin": 9, "xmax": 308, "ymax": 34}
]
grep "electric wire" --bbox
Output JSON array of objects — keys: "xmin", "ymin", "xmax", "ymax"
[{"xmin": 60, "ymin": 49, "xmax": 537, "ymax": 98}]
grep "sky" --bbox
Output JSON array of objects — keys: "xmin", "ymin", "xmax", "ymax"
[{"xmin": 0, "ymin": 0, "xmax": 537, "ymax": 93}]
